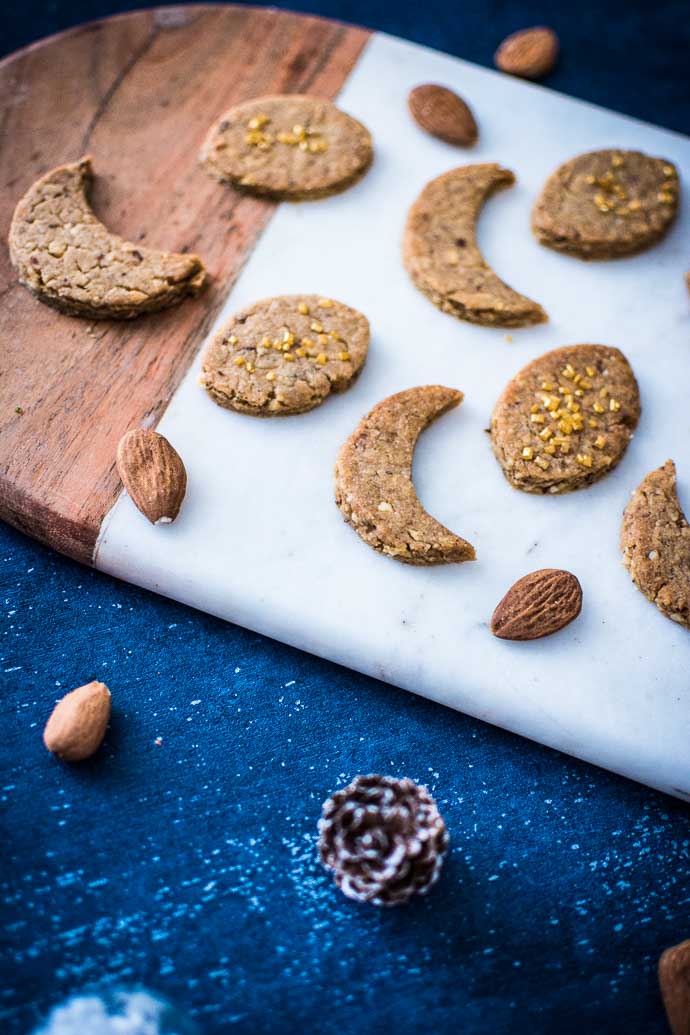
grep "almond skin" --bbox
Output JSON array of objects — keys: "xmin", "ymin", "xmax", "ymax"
[
  {"xmin": 43, "ymin": 681, "xmax": 111, "ymax": 762},
  {"xmin": 494, "ymin": 27, "xmax": 559, "ymax": 80},
  {"xmin": 408, "ymin": 84, "xmax": 478, "ymax": 146},
  {"xmin": 116, "ymin": 428, "xmax": 187, "ymax": 525},
  {"xmin": 490, "ymin": 568, "xmax": 582, "ymax": 640},
  {"xmin": 659, "ymin": 939, "xmax": 690, "ymax": 1035}
]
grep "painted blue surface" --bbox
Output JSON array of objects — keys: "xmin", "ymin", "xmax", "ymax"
[{"xmin": 2, "ymin": 2, "xmax": 690, "ymax": 1033}]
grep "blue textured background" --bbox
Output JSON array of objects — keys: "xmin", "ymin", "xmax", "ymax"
[{"xmin": 2, "ymin": 3, "xmax": 690, "ymax": 1033}]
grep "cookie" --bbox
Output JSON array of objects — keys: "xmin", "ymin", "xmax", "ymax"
[
  {"xmin": 403, "ymin": 164, "xmax": 546, "ymax": 328},
  {"xmin": 200, "ymin": 295, "xmax": 369, "ymax": 416},
  {"xmin": 532, "ymin": 149, "xmax": 680, "ymax": 259},
  {"xmin": 491, "ymin": 344, "xmax": 640, "ymax": 494},
  {"xmin": 334, "ymin": 386, "xmax": 476, "ymax": 565},
  {"xmin": 200, "ymin": 95, "xmax": 373, "ymax": 200},
  {"xmin": 621, "ymin": 460, "xmax": 690, "ymax": 628},
  {"xmin": 8, "ymin": 157, "xmax": 206, "ymax": 319}
]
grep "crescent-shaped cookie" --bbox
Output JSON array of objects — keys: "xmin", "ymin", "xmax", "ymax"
[
  {"xmin": 403, "ymin": 164, "xmax": 546, "ymax": 328},
  {"xmin": 200, "ymin": 95, "xmax": 373, "ymax": 201},
  {"xmin": 491, "ymin": 345, "xmax": 640, "ymax": 494},
  {"xmin": 8, "ymin": 157, "xmax": 206, "ymax": 319},
  {"xmin": 533, "ymin": 150, "xmax": 680, "ymax": 259},
  {"xmin": 621, "ymin": 460, "xmax": 690, "ymax": 628},
  {"xmin": 334, "ymin": 386, "xmax": 476, "ymax": 564},
  {"xmin": 200, "ymin": 295, "xmax": 370, "ymax": 417}
]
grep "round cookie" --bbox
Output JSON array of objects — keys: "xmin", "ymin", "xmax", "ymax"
[
  {"xmin": 9, "ymin": 158, "xmax": 206, "ymax": 319},
  {"xmin": 334, "ymin": 386, "xmax": 476, "ymax": 564},
  {"xmin": 621, "ymin": 460, "xmax": 690, "ymax": 628},
  {"xmin": 532, "ymin": 149, "xmax": 680, "ymax": 259},
  {"xmin": 200, "ymin": 95, "xmax": 373, "ymax": 200},
  {"xmin": 491, "ymin": 344, "xmax": 640, "ymax": 494},
  {"xmin": 403, "ymin": 164, "xmax": 546, "ymax": 328},
  {"xmin": 199, "ymin": 295, "xmax": 370, "ymax": 416}
]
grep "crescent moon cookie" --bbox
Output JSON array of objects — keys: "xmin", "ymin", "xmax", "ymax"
[
  {"xmin": 200, "ymin": 295, "xmax": 370, "ymax": 417},
  {"xmin": 403, "ymin": 164, "xmax": 546, "ymax": 328},
  {"xmin": 532, "ymin": 150, "xmax": 680, "ymax": 259},
  {"xmin": 334, "ymin": 386, "xmax": 476, "ymax": 565},
  {"xmin": 491, "ymin": 345, "xmax": 640, "ymax": 494},
  {"xmin": 8, "ymin": 157, "xmax": 206, "ymax": 319},
  {"xmin": 621, "ymin": 460, "xmax": 690, "ymax": 628},
  {"xmin": 200, "ymin": 95, "xmax": 373, "ymax": 200}
]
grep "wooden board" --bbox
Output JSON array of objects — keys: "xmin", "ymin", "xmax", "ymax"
[{"xmin": 0, "ymin": 5, "xmax": 368, "ymax": 562}]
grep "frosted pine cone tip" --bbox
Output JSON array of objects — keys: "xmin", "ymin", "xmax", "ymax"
[{"xmin": 317, "ymin": 774, "xmax": 449, "ymax": 906}]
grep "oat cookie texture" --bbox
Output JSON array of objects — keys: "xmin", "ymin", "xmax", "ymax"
[
  {"xmin": 335, "ymin": 385, "xmax": 476, "ymax": 564},
  {"xmin": 491, "ymin": 345, "xmax": 640, "ymax": 494},
  {"xmin": 403, "ymin": 164, "xmax": 546, "ymax": 327},
  {"xmin": 533, "ymin": 149, "xmax": 679, "ymax": 259},
  {"xmin": 200, "ymin": 295, "xmax": 370, "ymax": 416},
  {"xmin": 9, "ymin": 157, "xmax": 206, "ymax": 318},
  {"xmin": 200, "ymin": 95, "xmax": 373, "ymax": 200},
  {"xmin": 621, "ymin": 460, "xmax": 690, "ymax": 628}
]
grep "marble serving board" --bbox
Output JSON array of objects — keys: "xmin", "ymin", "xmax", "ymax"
[{"xmin": 4, "ymin": 10, "xmax": 689, "ymax": 799}]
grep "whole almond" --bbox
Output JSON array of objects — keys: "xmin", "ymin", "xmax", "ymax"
[
  {"xmin": 43, "ymin": 681, "xmax": 111, "ymax": 761},
  {"xmin": 117, "ymin": 428, "xmax": 187, "ymax": 525},
  {"xmin": 408, "ymin": 84, "xmax": 478, "ymax": 146},
  {"xmin": 490, "ymin": 569, "xmax": 582, "ymax": 640},
  {"xmin": 494, "ymin": 27, "xmax": 559, "ymax": 80},
  {"xmin": 660, "ymin": 939, "xmax": 690, "ymax": 1035}
]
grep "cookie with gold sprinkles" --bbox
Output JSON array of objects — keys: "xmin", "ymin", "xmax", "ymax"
[
  {"xmin": 200, "ymin": 95, "xmax": 373, "ymax": 200},
  {"xmin": 490, "ymin": 344, "xmax": 640, "ymax": 494},
  {"xmin": 199, "ymin": 295, "xmax": 370, "ymax": 416},
  {"xmin": 532, "ymin": 150, "xmax": 679, "ymax": 259}
]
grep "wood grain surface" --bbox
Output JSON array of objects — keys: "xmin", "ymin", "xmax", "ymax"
[{"xmin": 0, "ymin": 5, "xmax": 369, "ymax": 563}]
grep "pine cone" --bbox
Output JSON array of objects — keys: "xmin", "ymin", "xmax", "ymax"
[{"xmin": 318, "ymin": 774, "xmax": 449, "ymax": 906}]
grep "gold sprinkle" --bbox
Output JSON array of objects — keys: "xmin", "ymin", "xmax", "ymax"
[
  {"xmin": 301, "ymin": 337, "xmax": 314, "ymax": 348},
  {"xmin": 534, "ymin": 456, "xmax": 550, "ymax": 470},
  {"xmin": 266, "ymin": 371, "xmax": 276, "ymax": 381},
  {"xmin": 593, "ymin": 402, "xmax": 605, "ymax": 414},
  {"xmin": 297, "ymin": 302, "xmax": 309, "ymax": 315},
  {"xmin": 318, "ymin": 299, "xmax": 334, "ymax": 308},
  {"xmin": 295, "ymin": 347, "xmax": 307, "ymax": 358},
  {"xmin": 628, "ymin": 199, "xmax": 641, "ymax": 211},
  {"xmin": 522, "ymin": 447, "xmax": 534, "ymax": 460},
  {"xmin": 247, "ymin": 114, "xmax": 270, "ymax": 129},
  {"xmin": 585, "ymin": 174, "xmax": 596, "ymax": 184},
  {"xmin": 588, "ymin": 418, "xmax": 599, "ymax": 428},
  {"xmin": 594, "ymin": 435, "xmax": 607, "ymax": 449},
  {"xmin": 562, "ymin": 365, "xmax": 575, "ymax": 379},
  {"xmin": 292, "ymin": 123, "xmax": 305, "ymax": 136},
  {"xmin": 277, "ymin": 132, "xmax": 298, "ymax": 145},
  {"xmin": 505, "ymin": 334, "xmax": 513, "ymax": 344},
  {"xmin": 658, "ymin": 191, "xmax": 674, "ymax": 204},
  {"xmin": 339, "ymin": 351, "xmax": 351, "ymax": 361},
  {"xmin": 530, "ymin": 414, "xmax": 545, "ymax": 424},
  {"xmin": 577, "ymin": 453, "xmax": 593, "ymax": 468},
  {"xmin": 228, "ymin": 334, "xmax": 239, "ymax": 346},
  {"xmin": 310, "ymin": 321, "xmax": 324, "ymax": 333},
  {"xmin": 541, "ymin": 381, "xmax": 555, "ymax": 391},
  {"xmin": 282, "ymin": 330, "xmax": 295, "ymax": 346},
  {"xmin": 539, "ymin": 427, "xmax": 553, "ymax": 441},
  {"xmin": 284, "ymin": 353, "xmax": 295, "ymax": 362},
  {"xmin": 318, "ymin": 334, "xmax": 330, "ymax": 346},
  {"xmin": 315, "ymin": 353, "xmax": 327, "ymax": 365},
  {"xmin": 663, "ymin": 164, "xmax": 675, "ymax": 176},
  {"xmin": 260, "ymin": 335, "xmax": 271, "ymax": 348},
  {"xmin": 601, "ymin": 455, "xmax": 613, "ymax": 465},
  {"xmin": 329, "ymin": 329, "xmax": 343, "ymax": 341},
  {"xmin": 612, "ymin": 154, "xmax": 624, "ymax": 167},
  {"xmin": 308, "ymin": 139, "xmax": 328, "ymax": 153},
  {"xmin": 233, "ymin": 356, "xmax": 245, "ymax": 366},
  {"xmin": 298, "ymin": 141, "xmax": 309, "ymax": 151},
  {"xmin": 609, "ymin": 398, "xmax": 621, "ymax": 412},
  {"xmin": 246, "ymin": 362, "xmax": 255, "ymax": 373},
  {"xmin": 575, "ymin": 389, "xmax": 584, "ymax": 397},
  {"xmin": 530, "ymin": 404, "xmax": 540, "ymax": 414},
  {"xmin": 544, "ymin": 443, "xmax": 557, "ymax": 455},
  {"xmin": 559, "ymin": 441, "xmax": 571, "ymax": 454}
]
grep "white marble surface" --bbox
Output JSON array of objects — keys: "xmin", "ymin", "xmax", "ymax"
[{"xmin": 96, "ymin": 32, "xmax": 690, "ymax": 799}]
